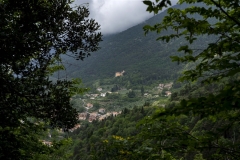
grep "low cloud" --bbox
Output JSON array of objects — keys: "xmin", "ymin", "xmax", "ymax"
[
  {"xmin": 73, "ymin": 0, "xmax": 178, "ymax": 35},
  {"xmin": 73, "ymin": 0, "xmax": 153, "ymax": 35}
]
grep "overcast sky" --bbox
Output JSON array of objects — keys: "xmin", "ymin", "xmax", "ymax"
[{"xmin": 73, "ymin": 0, "xmax": 157, "ymax": 35}]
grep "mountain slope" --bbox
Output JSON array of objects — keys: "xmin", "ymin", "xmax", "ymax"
[{"xmin": 53, "ymin": 3, "xmax": 213, "ymax": 85}]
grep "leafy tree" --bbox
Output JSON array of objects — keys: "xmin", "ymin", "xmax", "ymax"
[
  {"xmin": 0, "ymin": 0, "xmax": 101, "ymax": 159},
  {"xmin": 141, "ymin": 0, "xmax": 240, "ymax": 159}
]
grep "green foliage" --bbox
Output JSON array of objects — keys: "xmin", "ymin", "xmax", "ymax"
[
  {"xmin": 68, "ymin": 106, "xmax": 154, "ymax": 160},
  {"xmin": 144, "ymin": 0, "xmax": 240, "ymax": 84},
  {"xmin": 106, "ymin": 93, "xmax": 120, "ymax": 100},
  {"xmin": 0, "ymin": 0, "xmax": 102, "ymax": 159},
  {"xmin": 33, "ymin": 138, "xmax": 73, "ymax": 160},
  {"xmin": 127, "ymin": 90, "xmax": 136, "ymax": 98},
  {"xmin": 140, "ymin": 0, "xmax": 240, "ymax": 159}
]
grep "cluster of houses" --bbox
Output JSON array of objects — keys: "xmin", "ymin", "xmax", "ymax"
[
  {"xmin": 157, "ymin": 82, "xmax": 173, "ymax": 90},
  {"xmin": 85, "ymin": 88, "xmax": 112, "ymax": 99},
  {"xmin": 144, "ymin": 93, "xmax": 160, "ymax": 98},
  {"xmin": 78, "ymin": 106, "xmax": 121, "ymax": 123},
  {"xmin": 144, "ymin": 82, "xmax": 173, "ymax": 97},
  {"xmin": 157, "ymin": 82, "xmax": 173, "ymax": 96},
  {"xmin": 67, "ymin": 81, "xmax": 173, "ymax": 133}
]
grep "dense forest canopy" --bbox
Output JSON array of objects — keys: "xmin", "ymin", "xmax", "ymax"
[{"xmin": 0, "ymin": 0, "xmax": 101, "ymax": 159}]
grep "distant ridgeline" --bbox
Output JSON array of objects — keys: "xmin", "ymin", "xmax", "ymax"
[{"xmin": 53, "ymin": 3, "xmax": 216, "ymax": 86}]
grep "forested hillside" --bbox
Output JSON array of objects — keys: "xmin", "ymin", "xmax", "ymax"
[
  {"xmin": 0, "ymin": 0, "xmax": 102, "ymax": 159},
  {"xmin": 53, "ymin": 3, "xmax": 215, "ymax": 86},
  {"xmin": 69, "ymin": 106, "xmax": 155, "ymax": 160}
]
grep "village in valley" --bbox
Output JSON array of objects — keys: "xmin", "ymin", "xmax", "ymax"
[
  {"xmin": 69, "ymin": 71, "xmax": 173, "ymax": 131},
  {"xmin": 43, "ymin": 78, "xmax": 173, "ymax": 146}
]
